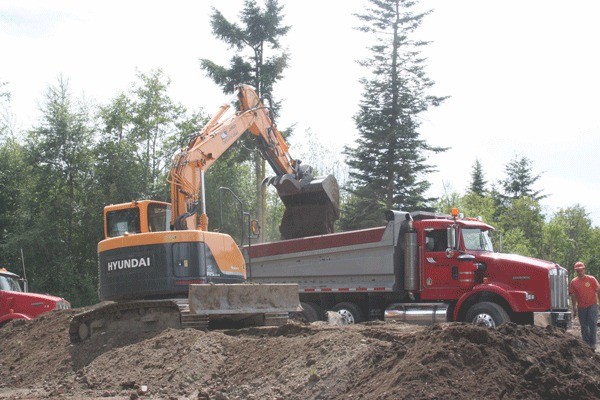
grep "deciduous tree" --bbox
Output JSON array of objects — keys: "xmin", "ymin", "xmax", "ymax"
[
  {"xmin": 23, "ymin": 76, "xmax": 96, "ymax": 305},
  {"xmin": 542, "ymin": 205, "xmax": 594, "ymax": 275},
  {"xmin": 130, "ymin": 69, "xmax": 185, "ymax": 199}
]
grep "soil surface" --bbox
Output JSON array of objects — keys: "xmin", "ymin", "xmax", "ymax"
[{"xmin": 1, "ymin": 309, "xmax": 600, "ymax": 400}]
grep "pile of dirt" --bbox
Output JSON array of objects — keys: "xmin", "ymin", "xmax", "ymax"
[{"xmin": 1, "ymin": 309, "xmax": 600, "ymax": 399}]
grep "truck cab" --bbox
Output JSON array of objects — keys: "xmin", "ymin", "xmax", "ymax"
[
  {"xmin": 395, "ymin": 209, "xmax": 571, "ymax": 328},
  {"xmin": 0, "ymin": 268, "xmax": 71, "ymax": 325}
]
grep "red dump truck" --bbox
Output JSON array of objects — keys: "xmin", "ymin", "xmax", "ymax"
[
  {"xmin": 246, "ymin": 209, "xmax": 571, "ymax": 328},
  {"xmin": 0, "ymin": 268, "xmax": 71, "ymax": 325}
]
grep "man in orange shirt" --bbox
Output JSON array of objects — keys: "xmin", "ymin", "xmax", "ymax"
[{"xmin": 569, "ymin": 261, "xmax": 600, "ymax": 349}]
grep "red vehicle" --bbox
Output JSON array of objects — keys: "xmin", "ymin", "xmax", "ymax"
[
  {"xmin": 247, "ymin": 209, "xmax": 572, "ymax": 328},
  {"xmin": 0, "ymin": 268, "xmax": 70, "ymax": 325}
]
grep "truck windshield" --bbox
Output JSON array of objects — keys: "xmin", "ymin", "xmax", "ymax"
[
  {"xmin": 0, "ymin": 275, "xmax": 22, "ymax": 292},
  {"xmin": 462, "ymin": 228, "xmax": 494, "ymax": 252},
  {"xmin": 106, "ymin": 208, "xmax": 141, "ymax": 237}
]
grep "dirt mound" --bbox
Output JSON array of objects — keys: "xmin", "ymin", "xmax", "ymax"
[{"xmin": 1, "ymin": 310, "xmax": 600, "ymax": 399}]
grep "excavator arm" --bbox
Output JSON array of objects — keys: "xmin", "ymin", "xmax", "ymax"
[{"xmin": 169, "ymin": 84, "xmax": 339, "ymax": 239}]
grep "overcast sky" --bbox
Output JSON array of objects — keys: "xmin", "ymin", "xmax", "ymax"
[{"xmin": 1, "ymin": 0, "xmax": 599, "ymax": 226}]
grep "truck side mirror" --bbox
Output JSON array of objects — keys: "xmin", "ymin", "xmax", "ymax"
[
  {"xmin": 20, "ymin": 278, "xmax": 28, "ymax": 293},
  {"xmin": 446, "ymin": 227, "xmax": 457, "ymax": 259},
  {"xmin": 447, "ymin": 226, "xmax": 456, "ymax": 249},
  {"xmin": 250, "ymin": 220, "xmax": 261, "ymax": 238}
]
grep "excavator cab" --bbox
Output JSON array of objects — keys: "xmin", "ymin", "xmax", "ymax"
[{"xmin": 104, "ymin": 201, "xmax": 171, "ymax": 238}]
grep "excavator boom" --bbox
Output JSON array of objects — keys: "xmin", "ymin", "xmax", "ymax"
[{"xmin": 170, "ymin": 84, "xmax": 339, "ymax": 238}]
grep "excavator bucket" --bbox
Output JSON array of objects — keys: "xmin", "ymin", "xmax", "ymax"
[
  {"xmin": 188, "ymin": 283, "xmax": 301, "ymax": 315},
  {"xmin": 272, "ymin": 173, "xmax": 340, "ymax": 239}
]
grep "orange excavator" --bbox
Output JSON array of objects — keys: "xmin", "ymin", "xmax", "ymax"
[{"xmin": 69, "ymin": 85, "xmax": 339, "ymax": 342}]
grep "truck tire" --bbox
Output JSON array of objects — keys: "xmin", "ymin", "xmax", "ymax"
[
  {"xmin": 465, "ymin": 301, "xmax": 510, "ymax": 328},
  {"xmin": 332, "ymin": 302, "xmax": 365, "ymax": 324},
  {"xmin": 302, "ymin": 302, "xmax": 322, "ymax": 323},
  {"xmin": 290, "ymin": 302, "xmax": 322, "ymax": 323}
]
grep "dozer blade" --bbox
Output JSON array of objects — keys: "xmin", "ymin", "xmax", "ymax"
[
  {"xmin": 272, "ymin": 173, "xmax": 340, "ymax": 239},
  {"xmin": 188, "ymin": 283, "xmax": 301, "ymax": 315}
]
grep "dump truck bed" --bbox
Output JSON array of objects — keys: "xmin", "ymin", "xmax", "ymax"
[{"xmin": 245, "ymin": 225, "xmax": 399, "ymax": 291}]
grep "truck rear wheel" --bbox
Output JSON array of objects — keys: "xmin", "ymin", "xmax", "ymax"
[
  {"xmin": 465, "ymin": 301, "xmax": 510, "ymax": 328},
  {"xmin": 332, "ymin": 302, "xmax": 365, "ymax": 324}
]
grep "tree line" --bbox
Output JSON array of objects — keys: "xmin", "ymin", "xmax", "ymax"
[
  {"xmin": 0, "ymin": 0, "xmax": 597, "ymax": 307},
  {"xmin": 438, "ymin": 157, "xmax": 600, "ymax": 279}
]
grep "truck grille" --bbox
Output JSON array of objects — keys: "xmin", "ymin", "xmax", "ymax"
[{"xmin": 549, "ymin": 265, "xmax": 568, "ymax": 309}]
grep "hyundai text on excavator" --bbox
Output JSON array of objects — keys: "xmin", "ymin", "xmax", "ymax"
[{"xmin": 69, "ymin": 85, "xmax": 339, "ymax": 342}]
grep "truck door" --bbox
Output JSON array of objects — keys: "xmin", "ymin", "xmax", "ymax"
[{"xmin": 421, "ymin": 227, "xmax": 460, "ymax": 300}]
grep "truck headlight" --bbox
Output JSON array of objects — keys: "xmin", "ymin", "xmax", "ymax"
[
  {"xmin": 55, "ymin": 300, "xmax": 71, "ymax": 310},
  {"xmin": 525, "ymin": 292, "xmax": 535, "ymax": 301}
]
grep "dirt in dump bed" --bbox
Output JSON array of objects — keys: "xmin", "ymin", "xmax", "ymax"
[{"xmin": 1, "ymin": 308, "xmax": 599, "ymax": 400}]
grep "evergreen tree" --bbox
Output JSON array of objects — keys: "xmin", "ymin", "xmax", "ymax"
[
  {"xmin": 342, "ymin": 0, "xmax": 447, "ymax": 229},
  {"xmin": 200, "ymin": 0, "xmax": 290, "ymax": 241},
  {"xmin": 500, "ymin": 155, "xmax": 545, "ymax": 201},
  {"xmin": 468, "ymin": 158, "xmax": 487, "ymax": 195}
]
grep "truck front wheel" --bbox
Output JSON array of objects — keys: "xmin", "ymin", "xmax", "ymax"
[
  {"xmin": 465, "ymin": 301, "xmax": 510, "ymax": 328},
  {"xmin": 291, "ymin": 302, "xmax": 322, "ymax": 323},
  {"xmin": 332, "ymin": 302, "xmax": 365, "ymax": 324}
]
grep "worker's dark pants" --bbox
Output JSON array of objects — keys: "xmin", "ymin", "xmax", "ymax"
[{"xmin": 578, "ymin": 304, "xmax": 598, "ymax": 348}]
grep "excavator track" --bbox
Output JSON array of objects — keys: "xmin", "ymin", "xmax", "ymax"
[
  {"xmin": 263, "ymin": 313, "xmax": 290, "ymax": 326},
  {"xmin": 69, "ymin": 299, "xmax": 209, "ymax": 343},
  {"xmin": 172, "ymin": 299, "xmax": 210, "ymax": 330},
  {"xmin": 69, "ymin": 298, "xmax": 291, "ymax": 343}
]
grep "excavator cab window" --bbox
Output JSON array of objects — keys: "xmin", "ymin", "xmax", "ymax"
[
  {"xmin": 148, "ymin": 204, "xmax": 171, "ymax": 233},
  {"xmin": 106, "ymin": 208, "xmax": 141, "ymax": 238}
]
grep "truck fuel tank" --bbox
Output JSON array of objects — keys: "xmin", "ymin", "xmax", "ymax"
[{"xmin": 384, "ymin": 303, "xmax": 449, "ymax": 325}]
